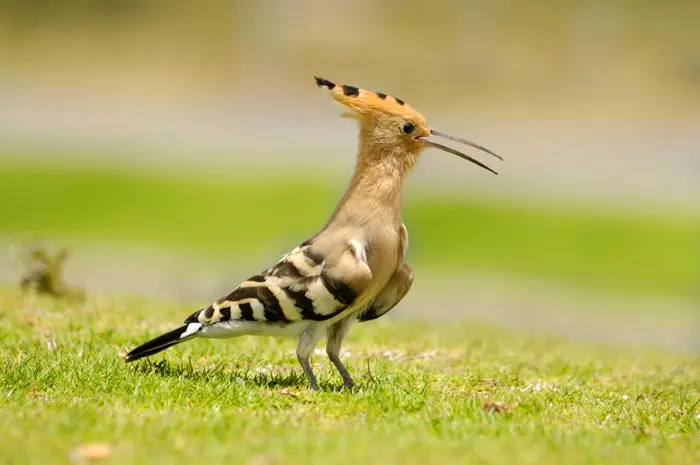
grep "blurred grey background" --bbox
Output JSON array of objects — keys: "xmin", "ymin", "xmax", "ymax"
[{"xmin": 1, "ymin": 0, "xmax": 698, "ymax": 351}]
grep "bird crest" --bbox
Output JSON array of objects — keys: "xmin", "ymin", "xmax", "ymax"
[{"xmin": 314, "ymin": 76, "xmax": 426, "ymax": 122}]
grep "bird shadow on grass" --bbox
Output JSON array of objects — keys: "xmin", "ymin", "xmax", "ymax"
[{"xmin": 131, "ymin": 358, "xmax": 368, "ymax": 392}]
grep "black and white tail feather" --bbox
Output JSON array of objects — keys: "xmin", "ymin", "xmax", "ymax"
[{"xmin": 124, "ymin": 323, "xmax": 201, "ymax": 362}]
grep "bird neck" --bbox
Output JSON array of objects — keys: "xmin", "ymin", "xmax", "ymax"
[{"xmin": 328, "ymin": 142, "xmax": 418, "ymax": 230}]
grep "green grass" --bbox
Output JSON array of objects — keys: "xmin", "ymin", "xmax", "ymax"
[
  {"xmin": 3, "ymin": 161, "xmax": 698, "ymax": 299},
  {"xmin": 0, "ymin": 289, "xmax": 698, "ymax": 465}
]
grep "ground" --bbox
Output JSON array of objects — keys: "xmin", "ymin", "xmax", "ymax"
[
  {"xmin": 1, "ymin": 289, "xmax": 697, "ymax": 465},
  {"xmin": 1, "ymin": 158, "xmax": 698, "ymax": 464}
]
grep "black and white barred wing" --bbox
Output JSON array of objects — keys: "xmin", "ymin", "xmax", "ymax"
[{"xmin": 185, "ymin": 241, "xmax": 373, "ymax": 326}]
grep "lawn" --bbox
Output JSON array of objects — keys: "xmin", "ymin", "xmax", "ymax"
[
  {"xmin": 3, "ymin": 160, "xmax": 698, "ymax": 299},
  {"xmin": 0, "ymin": 289, "xmax": 698, "ymax": 465}
]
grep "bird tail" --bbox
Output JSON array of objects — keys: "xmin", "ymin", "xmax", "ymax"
[{"xmin": 124, "ymin": 323, "xmax": 202, "ymax": 362}]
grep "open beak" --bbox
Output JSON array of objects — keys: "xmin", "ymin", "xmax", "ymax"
[{"xmin": 419, "ymin": 129, "xmax": 502, "ymax": 175}]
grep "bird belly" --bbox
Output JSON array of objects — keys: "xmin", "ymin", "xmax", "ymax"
[{"xmin": 198, "ymin": 319, "xmax": 316, "ymax": 339}]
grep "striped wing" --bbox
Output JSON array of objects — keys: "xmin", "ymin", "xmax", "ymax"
[{"xmin": 185, "ymin": 241, "xmax": 372, "ymax": 326}]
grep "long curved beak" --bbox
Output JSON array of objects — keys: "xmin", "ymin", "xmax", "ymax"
[{"xmin": 420, "ymin": 129, "xmax": 502, "ymax": 175}]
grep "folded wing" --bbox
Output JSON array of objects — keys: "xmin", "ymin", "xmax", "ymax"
[{"xmin": 185, "ymin": 240, "xmax": 373, "ymax": 326}]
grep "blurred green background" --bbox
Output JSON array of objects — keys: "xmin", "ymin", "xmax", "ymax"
[{"xmin": 1, "ymin": 0, "xmax": 698, "ymax": 351}]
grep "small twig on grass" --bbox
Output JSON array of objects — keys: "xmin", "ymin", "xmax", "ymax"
[
  {"xmin": 15, "ymin": 241, "xmax": 85, "ymax": 300},
  {"xmin": 279, "ymin": 388, "xmax": 299, "ymax": 398},
  {"xmin": 484, "ymin": 400, "xmax": 515, "ymax": 414},
  {"xmin": 69, "ymin": 443, "xmax": 112, "ymax": 462}
]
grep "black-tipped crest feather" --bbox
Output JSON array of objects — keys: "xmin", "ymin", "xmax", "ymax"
[{"xmin": 314, "ymin": 76, "xmax": 335, "ymax": 90}]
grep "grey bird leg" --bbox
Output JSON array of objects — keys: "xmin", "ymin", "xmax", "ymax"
[
  {"xmin": 296, "ymin": 324, "xmax": 324, "ymax": 390},
  {"xmin": 326, "ymin": 317, "xmax": 356, "ymax": 389}
]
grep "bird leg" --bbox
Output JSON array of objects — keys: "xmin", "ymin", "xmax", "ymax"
[
  {"xmin": 326, "ymin": 317, "xmax": 355, "ymax": 390},
  {"xmin": 296, "ymin": 324, "xmax": 324, "ymax": 390}
]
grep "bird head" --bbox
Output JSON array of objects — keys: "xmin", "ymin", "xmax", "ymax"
[{"xmin": 315, "ymin": 76, "xmax": 502, "ymax": 175}]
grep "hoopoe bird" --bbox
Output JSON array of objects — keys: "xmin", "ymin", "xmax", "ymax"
[{"xmin": 124, "ymin": 77, "xmax": 501, "ymax": 390}]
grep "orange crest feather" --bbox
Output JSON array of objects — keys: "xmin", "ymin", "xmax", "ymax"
[{"xmin": 315, "ymin": 77, "xmax": 425, "ymax": 121}]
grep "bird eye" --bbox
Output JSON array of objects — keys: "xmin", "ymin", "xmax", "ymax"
[{"xmin": 402, "ymin": 122, "xmax": 415, "ymax": 134}]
